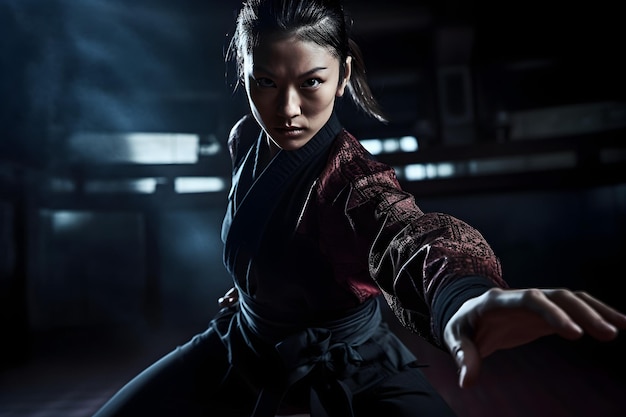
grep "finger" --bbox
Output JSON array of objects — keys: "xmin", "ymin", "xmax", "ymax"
[
  {"xmin": 442, "ymin": 296, "xmax": 484, "ymax": 388},
  {"xmin": 576, "ymin": 291, "xmax": 626, "ymax": 329},
  {"xmin": 456, "ymin": 338, "xmax": 482, "ymax": 388},
  {"xmin": 547, "ymin": 290, "xmax": 625, "ymax": 341},
  {"xmin": 511, "ymin": 289, "xmax": 584, "ymax": 340}
]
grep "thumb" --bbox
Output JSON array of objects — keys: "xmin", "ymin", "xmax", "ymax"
[{"xmin": 453, "ymin": 338, "xmax": 482, "ymax": 388}]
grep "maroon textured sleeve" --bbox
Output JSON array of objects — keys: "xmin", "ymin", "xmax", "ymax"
[{"xmin": 320, "ymin": 130, "xmax": 507, "ymax": 346}]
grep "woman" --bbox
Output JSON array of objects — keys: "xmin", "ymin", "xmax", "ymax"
[{"xmin": 93, "ymin": 0, "xmax": 626, "ymax": 416}]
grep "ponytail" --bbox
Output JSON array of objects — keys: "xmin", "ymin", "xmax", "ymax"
[{"xmin": 346, "ymin": 39, "xmax": 388, "ymax": 123}]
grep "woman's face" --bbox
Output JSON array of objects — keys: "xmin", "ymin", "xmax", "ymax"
[{"xmin": 243, "ymin": 34, "xmax": 351, "ymax": 152}]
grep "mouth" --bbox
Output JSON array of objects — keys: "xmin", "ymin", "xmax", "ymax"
[{"xmin": 273, "ymin": 126, "xmax": 305, "ymax": 138}]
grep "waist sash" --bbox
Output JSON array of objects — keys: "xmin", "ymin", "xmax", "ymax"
[{"xmin": 211, "ymin": 291, "xmax": 417, "ymax": 417}]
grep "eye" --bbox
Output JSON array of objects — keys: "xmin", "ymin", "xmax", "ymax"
[
  {"xmin": 301, "ymin": 78, "xmax": 322, "ymax": 89},
  {"xmin": 255, "ymin": 77, "xmax": 275, "ymax": 88}
]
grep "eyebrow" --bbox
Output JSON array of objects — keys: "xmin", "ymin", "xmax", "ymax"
[{"xmin": 253, "ymin": 66, "xmax": 329, "ymax": 78}]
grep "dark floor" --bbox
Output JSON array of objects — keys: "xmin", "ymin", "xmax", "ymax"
[
  {"xmin": 390, "ymin": 320, "xmax": 626, "ymax": 417},
  {"xmin": 1, "ymin": 317, "xmax": 625, "ymax": 417}
]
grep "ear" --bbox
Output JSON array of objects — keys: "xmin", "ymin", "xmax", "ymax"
[{"xmin": 336, "ymin": 56, "xmax": 352, "ymax": 97}]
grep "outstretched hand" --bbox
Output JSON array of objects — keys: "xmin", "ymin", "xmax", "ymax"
[{"xmin": 443, "ymin": 287, "xmax": 626, "ymax": 388}]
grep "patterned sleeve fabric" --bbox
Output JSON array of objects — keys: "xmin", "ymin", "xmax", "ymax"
[{"xmin": 317, "ymin": 129, "xmax": 508, "ymax": 347}]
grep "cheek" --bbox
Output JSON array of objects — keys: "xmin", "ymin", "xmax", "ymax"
[
  {"xmin": 307, "ymin": 87, "xmax": 337, "ymax": 111},
  {"xmin": 316, "ymin": 89, "xmax": 339, "ymax": 114}
]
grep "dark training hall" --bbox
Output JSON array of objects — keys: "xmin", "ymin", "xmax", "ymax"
[{"xmin": 1, "ymin": 0, "xmax": 625, "ymax": 416}]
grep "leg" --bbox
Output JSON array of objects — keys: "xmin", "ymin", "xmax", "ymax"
[
  {"xmin": 92, "ymin": 325, "xmax": 256, "ymax": 417},
  {"xmin": 352, "ymin": 365, "xmax": 458, "ymax": 417}
]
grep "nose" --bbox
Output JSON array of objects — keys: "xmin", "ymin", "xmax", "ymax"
[{"xmin": 277, "ymin": 86, "xmax": 301, "ymax": 119}]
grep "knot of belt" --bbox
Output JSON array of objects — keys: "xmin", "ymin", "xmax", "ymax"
[
  {"xmin": 233, "ymin": 293, "xmax": 382, "ymax": 417},
  {"xmin": 252, "ymin": 327, "xmax": 365, "ymax": 417}
]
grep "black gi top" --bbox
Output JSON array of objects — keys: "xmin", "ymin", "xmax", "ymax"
[{"xmin": 216, "ymin": 112, "xmax": 507, "ymax": 416}]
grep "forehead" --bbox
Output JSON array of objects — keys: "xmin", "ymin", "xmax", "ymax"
[{"xmin": 245, "ymin": 34, "xmax": 339, "ymax": 69}]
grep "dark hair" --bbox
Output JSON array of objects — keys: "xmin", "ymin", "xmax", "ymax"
[{"xmin": 226, "ymin": 0, "xmax": 388, "ymax": 123}]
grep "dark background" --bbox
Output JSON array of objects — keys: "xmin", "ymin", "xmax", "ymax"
[{"xmin": 1, "ymin": 0, "xmax": 625, "ymax": 416}]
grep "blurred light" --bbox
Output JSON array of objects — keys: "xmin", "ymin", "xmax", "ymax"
[
  {"xmin": 404, "ymin": 164, "xmax": 426, "ymax": 180},
  {"xmin": 360, "ymin": 139, "xmax": 383, "ymax": 155},
  {"xmin": 382, "ymin": 138, "xmax": 400, "ymax": 153},
  {"xmin": 361, "ymin": 136, "xmax": 419, "ymax": 155},
  {"xmin": 436, "ymin": 162, "xmax": 455, "ymax": 177},
  {"xmin": 174, "ymin": 177, "xmax": 227, "ymax": 193},
  {"xmin": 68, "ymin": 132, "xmax": 200, "ymax": 164},
  {"xmin": 399, "ymin": 136, "xmax": 419, "ymax": 152},
  {"xmin": 85, "ymin": 178, "xmax": 159, "ymax": 193},
  {"xmin": 127, "ymin": 133, "xmax": 197, "ymax": 164},
  {"xmin": 51, "ymin": 210, "xmax": 93, "ymax": 233},
  {"xmin": 404, "ymin": 162, "xmax": 456, "ymax": 181},
  {"xmin": 48, "ymin": 177, "xmax": 228, "ymax": 194}
]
